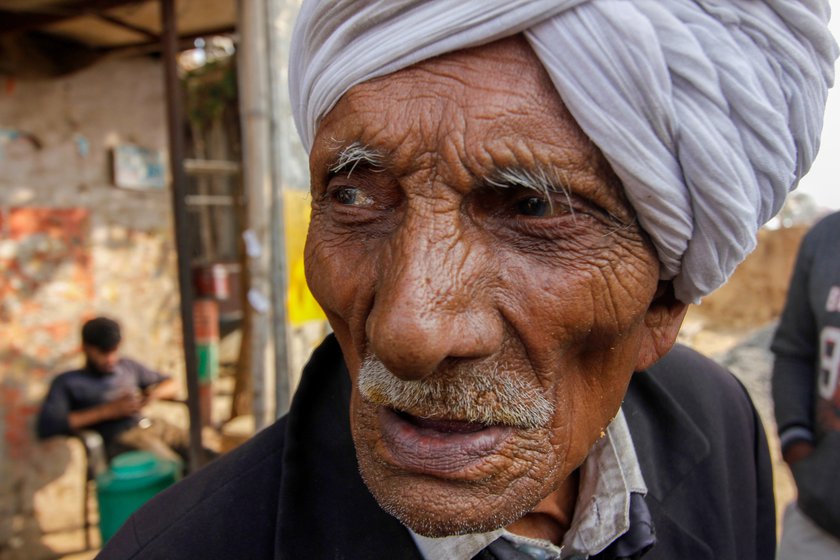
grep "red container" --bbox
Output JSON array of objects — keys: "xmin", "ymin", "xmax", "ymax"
[{"xmin": 193, "ymin": 264, "xmax": 230, "ymax": 300}]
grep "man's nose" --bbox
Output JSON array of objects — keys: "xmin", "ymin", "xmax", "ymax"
[{"xmin": 365, "ymin": 218, "xmax": 503, "ymax": 381}]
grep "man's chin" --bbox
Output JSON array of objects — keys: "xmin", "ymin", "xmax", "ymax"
[
  {"xmin": 384, "ymin": 505, "xmax": 514, "ymax": 538},
  {"xmin": 356, "ymin": 454, "xmax": 552, "ymax": 539},
  {"xmin": 365, "ymin": 477, "xmax": 539, "ymax": 538}
]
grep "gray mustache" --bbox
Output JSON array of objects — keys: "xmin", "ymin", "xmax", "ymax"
[{"xmin": 357, "ymin": 355, "xmax": 554, "ymax": 429}]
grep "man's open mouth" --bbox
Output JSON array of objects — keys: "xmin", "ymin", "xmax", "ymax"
[
  {"xmin": 394, "ymin": 409, "xmax": 492, "ymax": 433},
  {"xmin": 376, "ymin": 406, "xmax": 513, "ymax": 477}
]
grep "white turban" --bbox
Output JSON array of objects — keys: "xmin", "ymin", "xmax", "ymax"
[{"xmin": 289, "ymin": 0, "xmax": 837, "ymax": 303}]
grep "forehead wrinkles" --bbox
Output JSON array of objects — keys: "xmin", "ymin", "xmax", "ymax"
[
  {"xmin": 343, "ymin": 81, "xmax": 469, "ymax": 189},
  {"xmin": 336, "ymin": 52, "xmax": 553, "ymax": 186},
  {"xmin": 320, "ymin": 42, "xmax": 632, "ymax": 221}
]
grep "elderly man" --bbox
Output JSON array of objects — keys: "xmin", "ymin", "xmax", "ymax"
[{"xmin": 100, "ymin": 2, "xmax": 835, "ymax": 559}]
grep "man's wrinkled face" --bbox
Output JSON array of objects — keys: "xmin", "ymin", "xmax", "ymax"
[{"xmin": 305, "ymin": 37, "xmax": 683, "ymax": 536}]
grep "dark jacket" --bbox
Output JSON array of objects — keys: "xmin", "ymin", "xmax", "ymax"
[{"xmin": 99, "ymin": 336, "xmax": 775, "ymax": 559}]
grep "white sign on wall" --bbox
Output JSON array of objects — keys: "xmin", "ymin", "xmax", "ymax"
[{"xmin": 112, "ymin": 145, "xmax": 167, "ymax": 190}]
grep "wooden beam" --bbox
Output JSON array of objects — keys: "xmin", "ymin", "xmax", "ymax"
[
  {"xmin": 100, "ymin": 24, "xmax": 235, "ymax": 55},
  {"xmin": 184, "ymin": 158, "xmax": 241, "ymax": 176},
  {"xmin": 96, "ymin": 12, "xmax": 159, "ymax": 41},
  {"xmin": 185, "ymin": 195, "xmax": 236, "ymax": 206},
  {"xmin": 161, "ymin": 0, "xmax": 205, "ymax": 472},
  {"xmin": 0, "ymin": 0, "xmax": 147, "ymax": 34}
]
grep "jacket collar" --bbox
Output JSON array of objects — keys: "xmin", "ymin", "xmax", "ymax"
[{"xmin": 622, "ymin": 360, "xmax": 713, "ymax": 559}]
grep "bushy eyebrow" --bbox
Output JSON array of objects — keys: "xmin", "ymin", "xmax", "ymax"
[
  {"xmin": 329, "ymin": 141, "xmax": 385, "ymax": 176},
  {"xmin": 486, "ymin": 166, "xmax": 639, "ymax": 234},
  {"xmin": 484, "ymin": 166, "xmax": 575, "ymax": 216}
]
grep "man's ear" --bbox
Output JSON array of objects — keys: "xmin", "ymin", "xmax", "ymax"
[{"xmin": 635, "ymin": 281, "xmax": 689, "ymax": 372}]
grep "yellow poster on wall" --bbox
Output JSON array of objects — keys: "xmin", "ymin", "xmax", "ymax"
[{"xmin": 283, "ymin": 190, "xmax": 327, "ymax": 325}]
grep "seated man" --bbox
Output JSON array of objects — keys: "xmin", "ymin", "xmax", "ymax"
[
  {"xmin": 100, "ymin": 2, "xmax": 836, "ymax": 559},
  {"xmin": 37, "ymin": 317, "xmax": 188, "ymax": 464}
]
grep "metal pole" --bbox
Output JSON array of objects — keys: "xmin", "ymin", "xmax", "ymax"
[
  {"xmin": 161, "ymin": 0, "xmax": 204, "ymax": 473},
  {"xmin": 265, "ymin": 0, "xmax": 292, "ymax": 417},
  {"xmin": 237, "ymin": 0, "xmax": 273, "ymax": 430}
]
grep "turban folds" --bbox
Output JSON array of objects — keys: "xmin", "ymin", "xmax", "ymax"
[{"xmin": 289, "ymin": 0, "xmax": 837, "ymax": 303}]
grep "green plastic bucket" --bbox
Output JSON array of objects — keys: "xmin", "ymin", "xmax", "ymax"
[{"xmin": 96, "ymin": 450, "xmax": 180, "ymax": 543}]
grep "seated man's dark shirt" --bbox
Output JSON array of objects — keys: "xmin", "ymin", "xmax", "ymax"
[{"xmin": 37, "ymin": 358, "xmax": 168, "ymax": 449}]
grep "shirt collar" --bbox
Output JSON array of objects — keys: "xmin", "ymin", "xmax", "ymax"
[{"xmin": 409, "ymin": 409, "xmax": 646, "ymax": 560}]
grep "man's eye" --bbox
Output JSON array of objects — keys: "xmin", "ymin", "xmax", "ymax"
[
  {"xmin": 332, "ymin": 186, "xmax": 373, "ymax": 207},
  {"xmin": 516, "ymin": 196, "xmax": 552, "ymax": 217}
]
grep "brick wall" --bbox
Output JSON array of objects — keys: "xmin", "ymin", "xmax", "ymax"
[{"xmin": 0, "ymin": 55, "xmax": 181, "ymax": 557}]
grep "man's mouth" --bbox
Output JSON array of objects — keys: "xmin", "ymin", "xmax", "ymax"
[
  {"xmin": 376, "ymin": 406, "xmax": 513, "ymax": 477},
  {"xmin": 396, "ymin": 410, "xmax": 491, "ymax": 433}
]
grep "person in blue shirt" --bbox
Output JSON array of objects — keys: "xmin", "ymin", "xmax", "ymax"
[{"xmin": 37, "ymin": 316, "xmax": 186, "ymax": 463}]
